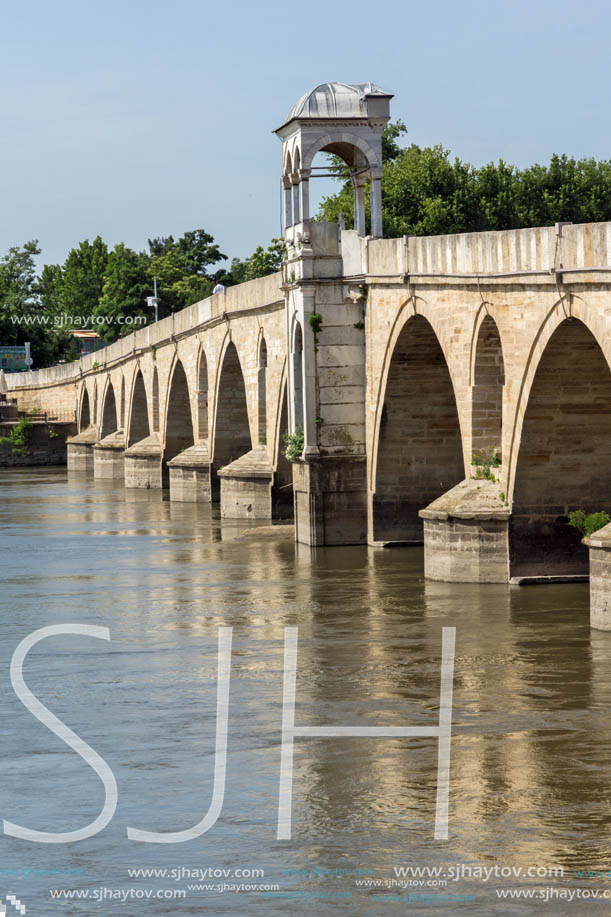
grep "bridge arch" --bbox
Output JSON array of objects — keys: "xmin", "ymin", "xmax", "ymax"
[
  {"xmin": 127, "ymin": 366, "xmax": 150, "ymax": 446},
  {"xmin": 509, "ymin": 316, "xmax": 611, "ymax": 577},
  {"xmin": 506, "ymin": 300, "xmax": 611, "ymax": 499},
  {"xmin": 196, "ymin": 347, "xmax": 209, "ymax": 441},
  {"xmin": 291, "ymin": 320, "xmax": 304, "ymax": 432},
  {"xmin": 258, "ymin": 333, "xmax": 268, "ymax": 445},
  {"xmin": 118, "ymin": 375, "xmax": 125, "ymax": 431},
  {"xmin": 163, "ymin": 357, "xmax": 194, "ymax": 474},
  {"xmin": 371, "ymin": 313, "xmax": 464, "ymax": 542},
  {"xmin": 100, "ymin": 379, "xmax": 118, "ymax": 439},
  {"xmin": 471, "ymin": 313, "xmax": 505, "ymax": 460},
  {"xmin": 272, "ymin": 370, "xmax": 292, "ymax": 516},
  {"xmin": 152, "ymin": 366, "xmax": 160, "ymax": 433},
  {"xmin": 78, "ymin": 385, "xmax": 91, "ymax": 431},
  {"xmin": 212, "ymin": 338, "xmax": 252, "ymax": 473}
]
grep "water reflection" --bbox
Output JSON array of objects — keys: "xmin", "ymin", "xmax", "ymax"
[{"xmin": 0, "ymin": 467, "xmax": 609, "ymax": 914}]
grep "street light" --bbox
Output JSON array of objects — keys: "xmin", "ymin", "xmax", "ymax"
[{"xmin": 146, "ymin": 276, "xmax": 159, "ymax": 324}]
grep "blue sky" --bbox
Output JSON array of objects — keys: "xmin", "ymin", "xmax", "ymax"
[{"xmin": 2, "ymin": 0, "xmax": 610, "ymax": 268}]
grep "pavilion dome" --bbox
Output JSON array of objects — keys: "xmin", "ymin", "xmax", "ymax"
[{"xmin": 283, "ymin": 82, "xmax": 392, "ymax": 123}]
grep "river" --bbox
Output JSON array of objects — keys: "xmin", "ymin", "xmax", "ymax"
[{"xmin": 1, "ymin": 467, "xmax": 609, "ymax": 914}]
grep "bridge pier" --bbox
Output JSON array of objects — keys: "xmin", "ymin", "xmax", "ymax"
[
  {"xmin": 586, "ymin": 525, "xmax": 611, "ymax": 630},
  {"xmin": 218, "ymin": 446, "xmax": 294, "ymax": 519},
  {"xmin": 93, "ymin": 432, "xmax": 125, "ymax": 479},
  {"xmin": 67, "ymin": 426, "xmax": 98, "ymax": 472},
  {"xmin": 293, "ymin": 456, "xmax": 367, "ymax": 545},
  {"xmin": 167, "ymin": 442, "xmax": 212, "ymax": 502},
  {"xmin": 419, "ymin": 479, "xmax": 510, "ymax": 583},
  {"xmin": 282, "ymin": 223, "xmax": 369, "ymax": 546},
  {"xmin": 124, "ymin": 433, "xmax": 162, "ymax": 488},
  {"xmin": 219, "ymin": 448, "xmax": 273, "ymax": 518}
]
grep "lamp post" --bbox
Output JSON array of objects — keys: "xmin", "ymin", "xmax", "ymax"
[{"xmin": 146, "ymin": 276, "xmax": 159, "ymax": 324}]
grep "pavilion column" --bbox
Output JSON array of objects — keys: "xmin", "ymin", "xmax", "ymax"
[
  {"xmin": 283, "ymin": 176, "xmax": 293, "ymax": 230},
  {"xmin": 298, "ymin": 168, "xmax": 311, "ymax": 222},
  {"xmin": 370, "ymin": 168, "xmax": 383, "ymax": 238},
  {"xmin": 292, "ymin": 171, "xmax": 301, "ymax": 224},
  {"xmin": 354, "ymin": 176, "xmax": 367, "ymax": 237}
]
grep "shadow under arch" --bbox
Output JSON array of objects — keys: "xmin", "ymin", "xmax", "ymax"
[
  {"xmin": 292, "ymin": 320, "xmax": 304, "ymax": 430},
  {"xmin": 272, "ymin": 376, "xmax": 292, "ymax": 518},
  {"xmin": 197, "ymin": 347, "xmax": 209, "ymax": 442},
  {"xmin": 100, "ymin": 380, "xmax": 118, "ymax": 439},
  {"xmin": 372, "ymin": 314, "xmax": 464, "ymax": 543},
  {"xmin": 128, "ymin": 368, "xmax": 150, "ymax": 446},
  {"xmin": 119, "ymin": 375, "xmax": 125, "ymax": 431},
  {"xmin": 163, "ymin": 358, "xmax": 194, "ymax": 486},
  {"xmin": 510, "ymin": 317, "xmax": 611, "ymax": 577},
  {"xmin": 471, "ymin": 314, "xmax": 505, "ymax": 459},
  {"xmin": 212, "ymin": 340, "xmax": 252, "ymax": 496},
  {"xmin": 152, "ymin": 366, "xmax": 160, "ymax": 433},
  {"xmin": 79, "ymin": 386, "xmax": 91, "ymax": 432},
  {"xmin": 258, "ymin": 334, "xmax": 267, "ymax": 446}
]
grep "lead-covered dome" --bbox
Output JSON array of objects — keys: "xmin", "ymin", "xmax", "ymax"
[{"xmin": 281, "ymin": 82, "xmax": 392, "ymax": 125}]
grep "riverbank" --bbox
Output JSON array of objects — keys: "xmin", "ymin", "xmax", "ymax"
[{"xmin": 0, "ymin": 420, "xmax": 76, "ymax": 466}]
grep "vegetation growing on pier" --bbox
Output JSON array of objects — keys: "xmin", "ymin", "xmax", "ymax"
[
  {"xmin": 471, "ymin": 448, "xmax": 501, "ymax": 482},
  {"xmin": 284, "ymin": 426, "xmax": 304, "ymax": 461},
  {"xmin": 568, "ymin": 510, "xmax": 611, "ymax": 538}
]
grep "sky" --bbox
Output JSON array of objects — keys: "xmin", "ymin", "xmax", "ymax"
[{"xmin": 2, "ymin": 0, "xmax": 611, "ymax": 269}]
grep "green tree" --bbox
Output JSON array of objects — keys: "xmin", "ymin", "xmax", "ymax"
[
  {"xmin": 317, "ymin": 124, "xmax": 611, "ymax": 236},
  {"xmin": 96, "ymin": 244, "xmax": 151, "ymax": 342},
  {"xmin": 230, "ymin": 239, "xmax": 284, "ymax": 284},
  {"xmin": 60, "ymin": 236, "xmax": 109, "ymax": 324},
  {"xmin": 0, "ymin": 241, "xmax": 72, "ymax": 367},
  {"xmin": 148, "ymin": 229, "xmax": 226, "ymax": 313},
  {"xmin": 38, "ymin": 263, "xmax": 64, "ymax": 317}
]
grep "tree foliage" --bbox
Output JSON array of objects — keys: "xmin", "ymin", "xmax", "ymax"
[
  {"xmin": 8, "ymin": 128, "xmax": 611, "ymax": 369},
  {"xmin": 96, "ymin": 244, "xmax": 151, "ymax": 341},
  {"xmin": 318, "ymin": 122, "xmax": 611, "ymax": 237},
  {"xmin": 230, "ymin": 239, "xmax": 284, "ymax": 284},
  {"xmin": 0, "ymin": 228, "xmax": 284, "ymax": 366},
  {"xmin": 60, "ymin": 236, "xmax": 109, "ymax": 322},
  {"xmin": 0, "ymin": 241, "xmax": 74, "ymax": 366},
  {"xmin": 568, "ymin": 510, "xmax": 611, "ymax": 538}
]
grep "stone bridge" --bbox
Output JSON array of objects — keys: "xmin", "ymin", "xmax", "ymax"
[{"xmin": 8, "ymin": 83, "xmax": 611, "ymax": 625}]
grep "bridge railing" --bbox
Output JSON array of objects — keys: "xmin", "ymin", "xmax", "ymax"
[
  {"xmin": 7, "ymin": 271, "xmax": 284, "ymax": 390},
  {"xmin": 364, "ymin": 221, "xmax": 611, "ymax": 277}
]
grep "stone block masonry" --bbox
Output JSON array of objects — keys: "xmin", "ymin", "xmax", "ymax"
[{"xmin": 6, "ymin": 219, "xmax": 611, "ymax": 626}]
